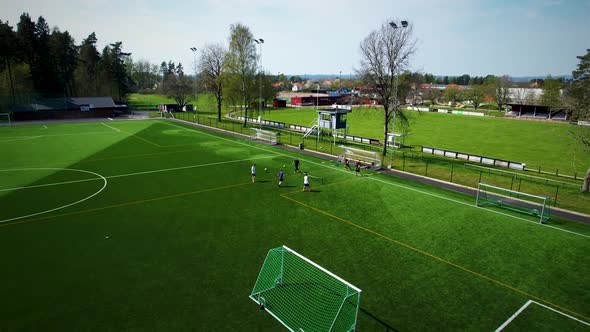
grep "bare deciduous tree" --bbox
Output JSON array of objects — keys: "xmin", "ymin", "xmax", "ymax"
[
  {"xmin": 199, "ymin": 43, "xmax": 227, "ymax": 121},
  {"xmin": 226, "ymin": 23, "xmax": 257, "ymax": 126},
  {"xmin": 357, "ymin": 20, "xmax": 417, "ymax": 156},
  {"xmin": 495, "ymin": 75, "xmax": 512, "ymax": 112}
]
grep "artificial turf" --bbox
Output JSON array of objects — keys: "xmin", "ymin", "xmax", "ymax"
[{"xmin": 0, "ymin": 119, "xmax": 589, "ymax": 331}]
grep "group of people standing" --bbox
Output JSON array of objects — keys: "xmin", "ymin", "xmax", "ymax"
[
  {"xmin": 343, "ymin": 158, "xmax": 362, "ymax": 176},
  {"xmin": 250, "ymin": 158, "xmax": 310, "ymax": 191}
]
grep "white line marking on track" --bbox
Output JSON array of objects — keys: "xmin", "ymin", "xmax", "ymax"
[
  {"xmin": 101, "ymin": 123, "xmax": 121, "ymax": 132},
  {"xmin": 530, "ymin": 300, "xmax": 590, "ymax": 327},
  {"xmin": 158, "ymin": 120, "xmax": 590, "ymax": 239},
  {"xmin": 495, "ymin": 300, "xmax": 533, "ymax": 331},
  {"xmin": 495, "ymin": 300, "xmax": 590, "ymax": 331},
  {"xmin": 0, "ymin": 136, "xmax": 42, "ymax": 142},
  {"xmin": 0, "ymin": 156, "xmax": 274, "ymax": 193},
  {"xmin": 0, "ymin": 168, "xmax": 108, "ymax": 224},
  {"xmin": 0, "ymin": 131, "xmax": 116, "ymax": 141}
]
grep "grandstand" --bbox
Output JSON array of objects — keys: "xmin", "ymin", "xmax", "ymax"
[{"xmin": 506, "ymin": 88, "xmax": 567, "ymax": 121}]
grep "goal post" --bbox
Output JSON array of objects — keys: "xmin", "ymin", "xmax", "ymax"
[
  {"xmin": 338, "ymin": 145, "xmax": 382, "ymax": 169},
  {"xmin": 476, "ymin": 183, "xmax": 551, "ymax": 223},
  {"xmin": 250, "ymin": 128, "xmax": 278, "ymax": 145},
  {"xmin": 250, "ymin": 245, "xmax": 361, "ymax": 332},
  {"xmin": 0, "ymin": 113, "xmax": 12, "ymax": 127}
]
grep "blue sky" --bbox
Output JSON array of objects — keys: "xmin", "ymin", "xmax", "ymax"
[{"xmin": 2, "ymin": 0, "xmax": 589, "ymax": 77}]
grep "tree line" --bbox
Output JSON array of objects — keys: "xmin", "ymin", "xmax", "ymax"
[{"xmin": 0, "ymin": 13, "xmax": 133, "ymax": 111}]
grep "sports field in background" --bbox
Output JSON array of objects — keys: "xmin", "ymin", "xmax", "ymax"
[
  {"xmin": 260, "ymin": 107, "xmax": 590, "ymax": 173},
  {"xmin": 1, "ymin": 119, "xmax": 589, "ymax": 331}
]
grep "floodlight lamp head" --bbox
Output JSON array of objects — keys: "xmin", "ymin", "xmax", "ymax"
[
  {"xmin": 253, "ymin": 39, "xmax": 260, "ymax": 44},
  {"xmin": 259, "ymin": 38, "xmax": 264, "ymax": 43},
  {"xmin": 190, "ymin": 47, "xmax": 197, "ymax": 51},
  {"xmin": 401, "ymin": 20, "xmax": 408, "ymax": 27},
  {"xmin": 389, "ymin": 22, "xmax": 398, "ymax": 28}
]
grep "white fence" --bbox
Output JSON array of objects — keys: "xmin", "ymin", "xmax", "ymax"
[{"xmin": 422, "ymin": 146, "xmax": 526, "ymax": 170}]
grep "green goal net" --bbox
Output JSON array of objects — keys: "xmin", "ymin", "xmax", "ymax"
[
  {"xmin": 476, "ymin": 183, "xmax": 551, "ymax": 223},
  {"xmin": 250, "ymin": 245, "xmax": 361, "ymax": 332}
]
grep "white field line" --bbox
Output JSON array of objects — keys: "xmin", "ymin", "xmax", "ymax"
[
  {"xmin": 0, "ymin": 136, "xmax": 42, "ymax": 142},
  {"xmin": 495, "ymin": 300, "xmax": 533, "ymax": 331},
  {"xmin": 101, "ymin": 122, "xmax": 121, "ymax": 132},
  {"xmin": 158, "ymin": 120, "xmax": 590, "ymax": 240},
  {"xmin": 530, "ymin": 300, "xmax": 590, "ymax": 327},
  {"xmin": 0, "ymin": 168, "xmax": 108, "ymax": 224},
  {"xmin": 495, "ymin": 300, "xmax": 590, "ymax": 331},
  {"xmin": 0, "ymin": 156, "xmax": 274, "ymax": 193},
  {"xmin": 0, "ymin": 131, "xmax": 117, "ymax": 140},
  {"xmin": 43, "ymin": 125, "xmax": 47, "ymax": 129}
]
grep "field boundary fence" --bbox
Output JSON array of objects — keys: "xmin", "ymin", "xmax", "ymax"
[{"xmin": 167, "ymin": 113, "xmax": 590, "ymax": 215}]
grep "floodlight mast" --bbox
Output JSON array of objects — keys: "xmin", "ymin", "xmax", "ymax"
[
  {"xmin": 253, "ymin": 38, "xmax": 264, "ymax": 122},
  {"xmin": 190, "ymin": 47, "xmax": 198, "ymax": 103},
  {"xmin": 387, "ymin": 20, "xmax": 409, "ymax": 169}
]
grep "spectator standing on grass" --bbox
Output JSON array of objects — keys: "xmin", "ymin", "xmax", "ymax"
[
  {"xmin": 355, "ymin": 161, "xmax": 361, "ymax": 177},
  {"xmin": 251, "ymin": 163, "xmax": 256, "ymax": 183},
  {"xmin": 278, "ymin": 169, "xmax": 285, "ymax": 187},
  {"xmin": 294, "ymin": 158, "xmax": 300, "ymax": 173},
  {"xmin": 303, "ymin": 173, "xmax": 310, "ymax": 192}
]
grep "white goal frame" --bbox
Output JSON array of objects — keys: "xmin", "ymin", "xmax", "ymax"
[
  {"xmin": 476, "ymin": 183, "xmax": 551, "ymax": 223},
  {"xmin": 250, "ymin": 128, "xmax": 278, "ymax": 145},
  {"xmin": 339, "ymin": 145, "xmax": 382, "ymax": 169},
  {"xmin": 0, "ymin": 113, "xmax": 12, "ymax": 127}
]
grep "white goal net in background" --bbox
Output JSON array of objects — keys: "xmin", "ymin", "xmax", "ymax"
[
  {"xmin": 250, "ymin": 128, "xmax": 278, "ymax": 145},
  {"xmin": 338, "ymin": 145, "xmax": 382, "ymax": 169},
  {"xmin": 476, "ymin": 183, "xmax": 551, "ymax": 223},
  {"xmin": 0, "ymin": 113, "xmax": 12, "ymax": 127}
]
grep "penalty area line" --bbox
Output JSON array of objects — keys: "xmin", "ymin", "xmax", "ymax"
[
  {"xmin": 495, "ymin": 300, "xmax": 590, "ymax": 331},
  {"xmin": 280, "ymin": 194, "xmax": 590, "ymax": 323},
  {"xmin": 0, "ymin": 155, "xmax": 275, "ymax": 192},
  {"xmin": 0, "ymin": 182, "xmax": 251, "ymax": 228},
  {"xmin": 158, "ymin": 120, "xmax": 590, "ymax": 239},
  {"xmin": 101, "ymin": 122, "xmax": 121, "ymax": 132},
  {"xmin": 495, "ymin": 300, "xmax": 533, "ymax": 332}
]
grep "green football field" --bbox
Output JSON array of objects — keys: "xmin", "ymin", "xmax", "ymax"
[
  {"xmin": 1, "ymin": 119, "xmax": 589, "ymax": 331},
  {"xmin": 260, "ymin": 107, "xmax": 590, "ymax": 173}
]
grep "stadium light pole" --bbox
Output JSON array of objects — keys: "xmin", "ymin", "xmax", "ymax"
[
  {"xmin": 253, "ymin": 38, "xmax": 264, "ymax": 120},
  {"xmin": 339, "ymin": 70, "xmax": 342, "ymax": 92},
  {"xmin": 190, "ymin": 47, "xmax": 198, "ymax": 111},
  {"xmin": 388, "ymin": 20, "xmax": 409, "ymax": 169}
]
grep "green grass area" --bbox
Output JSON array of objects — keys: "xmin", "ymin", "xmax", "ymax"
[
  {"xmin": 1, "ymin": 120, "xmax": 589, "ymax": 331},
  {"xmin": 261, "ymin": 106, "xmax": 590, "ymax": 174},
  {"xmin": 127, "ymin": 93, "xmax": 221, "ymax": 114}
]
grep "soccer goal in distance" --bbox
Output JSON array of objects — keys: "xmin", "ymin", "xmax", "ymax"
[
  {"xmin": 0, "ymin": 113, "xmax": 12, "ymax": 127},
  {"xmin": 476, "ymin": 183, "xmax": 551, "ymax": 223},
  {"xmin": 338, "ymin": 145, "xmax": 382, "ymax": 169},
  {"xmin": 250, "ymin": 245, "xmax": 361, "ymax": 332},
  {"xmin": 250, "ymin": 128, "xmax": 278, "ymax": 145}
]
